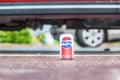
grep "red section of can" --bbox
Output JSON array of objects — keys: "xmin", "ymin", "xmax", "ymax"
[{"xmin": 60, "ymin": 34, "xmax": 74, "ymax": 60}]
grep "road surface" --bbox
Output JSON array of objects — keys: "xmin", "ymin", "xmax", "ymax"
[{"xmin": 0, "ymin": 55, "xmax": 120, "ymax": 80}]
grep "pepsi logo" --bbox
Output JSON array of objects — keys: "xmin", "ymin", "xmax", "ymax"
[{"xmin": 62, "ymin": 37, "xmax": 72, "ymax": 49}]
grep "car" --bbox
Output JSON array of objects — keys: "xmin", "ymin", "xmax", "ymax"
[
  {"xmin": 51, "ymin": 25, "xmax": 120, "ymax": 47},
  {"xmin": 75, "ymin": 29, "xmax": 120, "ymax": 47},
  {"xmin": 0, "ymin": 0, "xmax": 120, "ymax": 31},
  {"xmin": 0, "ymin": 0, "xmax": 120, "ymax": 48}
]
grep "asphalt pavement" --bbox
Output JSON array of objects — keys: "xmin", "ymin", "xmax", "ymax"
[{"xmin": 0, "ymin": 55, "xmax": 120, "ymax": 80}]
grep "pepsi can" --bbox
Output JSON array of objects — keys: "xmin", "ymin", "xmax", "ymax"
[{"xmin": 60, "ymin": 34, "xmax": 74, "ymax": 60}]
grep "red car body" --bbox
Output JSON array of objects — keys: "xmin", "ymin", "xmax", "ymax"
[
  {"xmin": 0, "ymin": 0, "xmax": 120, "ymax": 30},
  {"xmin": 0, "ymin": 0, "xmax": 117, "ymax": 2},
  {"xmin": 0, "ymin": 0, "xmax": 119, "ymax": 16}
]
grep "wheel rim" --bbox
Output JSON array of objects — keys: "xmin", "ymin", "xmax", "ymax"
[{"xmin": 82, "ymin": 29, "xmax": 104, "ymax": 47}]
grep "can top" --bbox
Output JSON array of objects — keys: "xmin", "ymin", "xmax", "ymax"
[{"xmin": 62, "ymin": 37, "xmax": 71, "ymax": 40}]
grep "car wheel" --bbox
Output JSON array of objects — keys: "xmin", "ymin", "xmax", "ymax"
[{"xmin": 76, "ymin": 29, "xmax": 105, "ymax": 47}]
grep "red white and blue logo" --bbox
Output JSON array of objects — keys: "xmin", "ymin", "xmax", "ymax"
[{"xmin": 62, "ymin": 37, "xmax": 72, "ymax": 49}]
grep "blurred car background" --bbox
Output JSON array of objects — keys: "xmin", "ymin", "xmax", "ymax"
[
  {"xmin": 50, "ymin": 24, "xmax": 120, "ymax": 47},
  {"xmin": 1, "ymin": 24, "xmax": 120, "ymax": 48}
]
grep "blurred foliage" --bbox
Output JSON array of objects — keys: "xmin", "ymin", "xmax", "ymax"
[
  {"xmin": 37, "ymin": 33, "xmax": 45, "ymax": 44},
  {"xmin": 32, "ymin": 37, "xmax": 40, "ymax": 43},
  {"xmin": 113, "ymin": 41, "xmax": 120, "ymax": 44},
  {"xmin": 53, "ymin": 40, "xmax": 59, "ymax": 45},
  {"xmin": 0, "ymin": 28, "xmax": 32, "ymax": 44}
]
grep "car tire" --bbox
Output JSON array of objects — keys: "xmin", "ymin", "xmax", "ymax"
[{"xmin": 75, "ymin": 29, "xmax": 105, "ymax": 47}]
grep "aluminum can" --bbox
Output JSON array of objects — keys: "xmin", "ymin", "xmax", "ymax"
[{"xmin": 60, "ymin": 34, "xmax": 74, "ymax": 60}]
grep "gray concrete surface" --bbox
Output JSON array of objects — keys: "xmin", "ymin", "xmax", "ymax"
[
  {"xmin": 1, "ymin": 43, "xmax": 120, "ymax": 53},
  {"xmin": 0, "ymin": 55, "xmax": 120, "ymax": 80}
]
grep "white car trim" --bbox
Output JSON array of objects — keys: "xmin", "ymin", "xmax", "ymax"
[{"xmin": 0, "ymin": 4, "xmax": 119, "ymax": 10}]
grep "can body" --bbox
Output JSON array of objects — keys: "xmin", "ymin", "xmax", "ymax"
[{"xmin": 60, "ymin": 34, "xmax": 74, "ymax": 60}]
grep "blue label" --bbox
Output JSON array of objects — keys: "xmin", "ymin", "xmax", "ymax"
[{"xmin": 62, "ymin": 40, "xmax": 72, "ymax": 48}]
